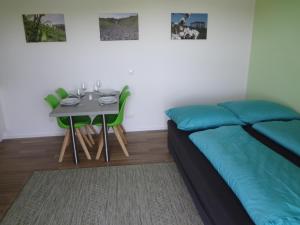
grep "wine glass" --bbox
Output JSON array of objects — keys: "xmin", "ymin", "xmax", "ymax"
[
  {"xmin": 77, "ymin": 88, "xmax": 81, "ymax": 98},
  {"xmin": 81, "ymin": 82, "xmax": 87, "ymax": 93},
  {"xmin": 96, "ymin": 80, "xmax": 101, "ymax": 92},
  {"xmin": 94, "ymin": 83, "xmax": 99, "ymax": 92}
]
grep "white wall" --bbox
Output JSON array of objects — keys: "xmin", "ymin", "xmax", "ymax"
[{"xmin": 0, "ymin": 0, "xmax": 255, "ymax": 139}]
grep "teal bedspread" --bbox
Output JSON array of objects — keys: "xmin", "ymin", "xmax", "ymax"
[
  {"xmin": 253, "ymin": 120, "xmax": 300, "ymax": 157},
  {"xmin": 189, "ymin": 126, "xmax": 300, "ymax": 225}
]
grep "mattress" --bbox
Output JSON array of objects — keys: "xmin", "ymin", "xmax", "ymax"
[
  {"xmin": 244, "ymin": 125, "xmax": 300, "ymax": 167},
  {"xmin": 189, "ymin": 125, "xmax": 300, "ymax": 225},
  {"xmin": 251, "ymin": 120, "xmax": 300, "ymax": 160}
]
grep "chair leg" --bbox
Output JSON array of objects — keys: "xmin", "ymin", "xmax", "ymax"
[
  {"xmin": 88, "ymin": 125, "xmax": 97, "ymax": 135},
  {"xmin": 66, "ymin": 134, "xmax": 71, "ymax": 147},
  {"xmin": 80, "ymin": 128, "xmax": 93, "ymax": 148},
  {"xmin": 85, "ymin": 126, "xmax": 95, "ymax": 145},
  {"xmin": 75, "ymin": 128, "xmax": 92, "ymax": 160},
  {"xmin": 120, "ymin": 124, "xmax": 126, "ymax": 133},
  {"xmin": 113, "ymin": 127, "xmax": 129, "ymax": 157},
  {"xmin": 59, "ymin": 129, "xmax": 70, "ymax": 163},
  {"xmin": 117, "ymin": 125, "xmax": 128, "ymax": 145},
  {"xmin": 96, "ymin": 128, "xmax": 104, "ymax": 160}
]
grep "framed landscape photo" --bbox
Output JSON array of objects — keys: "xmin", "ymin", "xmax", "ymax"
[
  {"xmin": 22, "ymin": 14, "xmax": 66, "ymax": 42},
  {"xmin": 99, "ymin": 13, "xmax": 139, "ymax": 41},
  {"xmin": 171, "ymin": 13, "xmax": 208, "ymax": 40}
]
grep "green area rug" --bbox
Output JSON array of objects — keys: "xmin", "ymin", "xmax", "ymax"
[{"xmin": 1, "ymin": 163, "xmax": 203, "ymax": 225}]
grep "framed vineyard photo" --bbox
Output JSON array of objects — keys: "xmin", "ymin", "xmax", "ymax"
[
  {"xmin": 22, "ymin": 14, "xmax": 66, "ymax": 42},
  {"xmin": 99, "ymin": 13, "xmax": 139, "ymax": 41},
  {"xmin": 171, "ymin": 13, "xmax": 208, "ymax": 40}
]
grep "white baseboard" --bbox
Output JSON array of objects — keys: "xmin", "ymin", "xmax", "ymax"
[
  {"xmin": 2, "ymin": 125, "xmax": 167, "ymax": 140},
  {"xmin": 125, "ymin": 125, "xmax": 167, "ymax": 132},
  {"xmin": 4, "ymin": 131, "xmax": 64, "ymax": 140}
]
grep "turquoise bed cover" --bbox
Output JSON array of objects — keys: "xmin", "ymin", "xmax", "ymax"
[
  {"xmin": 189, "ymin": 126, "xmax": 300, "ymax": 225},
  {"xmin": 253, "ymin": 120, "xmax": 300, "ymax": 157}
]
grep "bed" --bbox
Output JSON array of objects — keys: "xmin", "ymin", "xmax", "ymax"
[
  {"xmin": 166, "ymin": 100, "xmax": 300, "ymax": 225},
  {"xmin": 168, "ymin": 120, "xmax": 254, "ymax": 225}
]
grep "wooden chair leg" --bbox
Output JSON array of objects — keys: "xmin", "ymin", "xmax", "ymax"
[
  {"xmin": 117, "ymin": 125, "xmax": 128, "ymax": 145},
  {"xmin": 88, "ymin": 125, "xmax": 97, "ymax": 135},
  {"xmin": 66, "ymin": 134, "xmax": 71, "ymax": 146},
  {"xmin": 113, "ymin": 127, "xmax": 129, "ymax": 157},
  {"xmin": 75, "ymin": 128, "xmax": 91, "ymax": 160},
  {"xmin": 80, "ymin": 128, "xmax": 93, "ymax": 148},
  {"xmin": 59, "ymin": 129, "xmax": 70, "ymax": 163},
  {"xmin": 120, "ymin": 124, "xmax": 126, "ymax": 133},
  {"xmin": 85, "ymin": 126, "xmax": 95, "ymax": 145},
  {"xmin": 96, "ymin": 129, "xmax": 104, "ymax": 160}
]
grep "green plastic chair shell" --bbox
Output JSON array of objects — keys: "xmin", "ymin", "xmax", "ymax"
[
  {"xmin": 119, "ymin": 85, "xmax": 129, "ymax": 104},
  {"xmin": 56, "ymin": 88, "xmax": 69, "ymax": 99}
]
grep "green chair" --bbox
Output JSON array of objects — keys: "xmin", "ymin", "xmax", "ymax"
[
  {"xmin": 116, "ymin": 85, "xmax": 129, "ymax": 133},
  {"xmin": 93, "ymin": 90, "xmax": 131, "ymax": 159},
  {"xmin": 55, "ymin": 88, "xmax": 69, "ymax": 99},
  {"xmin": 44, "ymin": 94, "xmax": 92, "ymax": 162},
  {"xmin": 120, "ymin": 85, "xmax": 129, "ymax": 101},
  {"xmin": 95, "ymin": 85, "xmax": 129, "ymax": 134},
  {"xmin": 55, "ymin": 87, "xmax": 96, "ymax": 145}
]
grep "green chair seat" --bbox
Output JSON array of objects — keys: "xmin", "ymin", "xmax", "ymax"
[
  {"xmin": 58, "ymin": 116, "xmax": 91, "ymax": 129},
  {"xmin": 92, "ymin": 114, "xmax": 117, "ymax": 126}
]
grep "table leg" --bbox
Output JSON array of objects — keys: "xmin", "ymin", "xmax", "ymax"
[
  {"xmin": 69, "ymin": 116, "xmax": 79, "ymax": 164},
  {"xmin": 102, "ymin": 114, "xmax": 110, "ymax": 162}
]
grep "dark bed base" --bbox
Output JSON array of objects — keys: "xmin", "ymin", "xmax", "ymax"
[
  {"xmin": 168, "ymin": 140, "xmax": 215, "ymax": 225},
  {"xmin": 167, "ymin": 120, "xmax": 254, "ymax": 225}
]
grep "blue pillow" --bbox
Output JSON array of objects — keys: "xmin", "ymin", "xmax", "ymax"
[
  {"xmin": 219, "ymin": 100, "xmax": 300, "ymax": 124},
  {"xmin": 165, "ymin": 105, "xmax": 243, "ymax": 131}
]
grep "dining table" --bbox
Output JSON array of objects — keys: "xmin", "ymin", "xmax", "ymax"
[{"xmin": 50, "ymin": 91, "xmax": 119, "ymax": 164}]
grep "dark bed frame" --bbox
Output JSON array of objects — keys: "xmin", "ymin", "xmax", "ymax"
[{"xmin": 167, "ymin": 120, "xmax": 300, "ymax": 225}]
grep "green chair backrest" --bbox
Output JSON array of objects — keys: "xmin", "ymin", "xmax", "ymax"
[
  {"xmin": 44, "ymin": 94, "xmax": 69, "ymax": 129},
  {"xmin": 44, "ymin": 94, "xmax": 60, "ymax": 109},
  {"xmin": 56, "ymin": 88, "xmax": 69, "ymax": 99},
  {"xmin": 119, "ymin": 85, "xmax": 129, "ymax": 105},
  {"xmin": 112, "ymin": 90, "xmax": 130, "ymax": 126}
]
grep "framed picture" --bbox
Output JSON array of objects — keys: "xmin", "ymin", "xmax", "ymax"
[
  {"xmin": 22, "ymin": 14, "xmax": 66, "ymax": 42},
  {"xmin": 171, "ymin": 13, "xmax": 208, "ymax": 40},
  {"xmin": 99, "ymin": 13, "xmax": 139, "ymax": 41}
]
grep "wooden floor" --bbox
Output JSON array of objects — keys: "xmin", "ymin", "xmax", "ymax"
[{"xmin": 0, "ymin": 130, "xmax": 172, "ymax": 220}]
